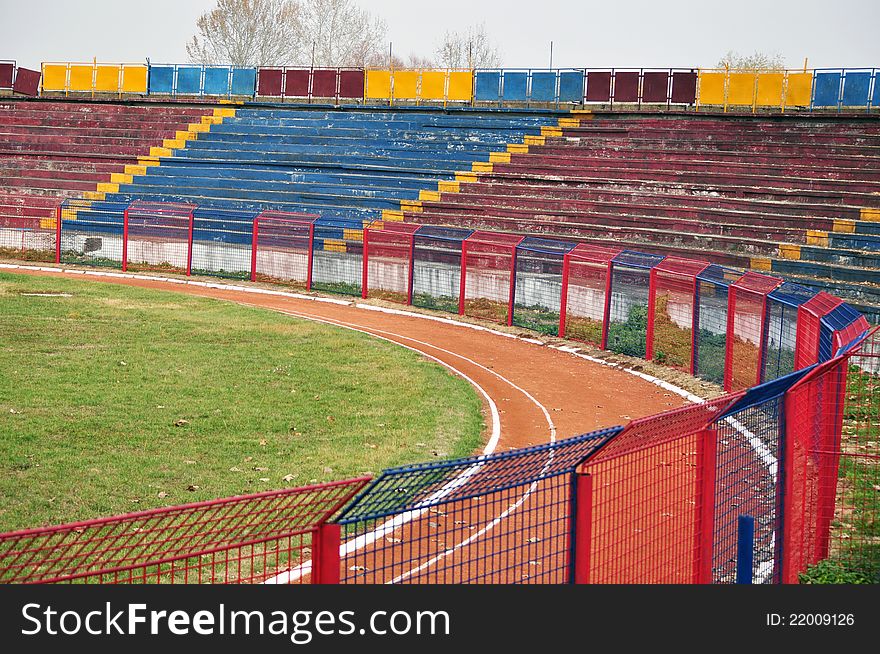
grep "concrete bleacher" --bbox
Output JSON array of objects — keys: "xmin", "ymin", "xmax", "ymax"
[{"xmin": 0, "ymin": 100, "xmax": 215, "ymax": 242}]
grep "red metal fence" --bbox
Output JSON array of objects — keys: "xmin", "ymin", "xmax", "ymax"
[{"xmin": 0, "ymin": 480, "xmax": 368, "ymax": 584}]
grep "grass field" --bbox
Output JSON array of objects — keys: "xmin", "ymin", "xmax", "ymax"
[{"xmin": 0, "ymin": 272, "xmax": 483, "ymax": 532}]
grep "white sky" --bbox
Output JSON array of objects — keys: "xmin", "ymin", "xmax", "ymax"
[{"xmin": 3, "ymin": 0, "xmax": 878, "ymax": 71}]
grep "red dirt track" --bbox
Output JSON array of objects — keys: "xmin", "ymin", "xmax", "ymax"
[{"xmin": 6, "ymin": 266, "xmax": 692, "ymax": 583}]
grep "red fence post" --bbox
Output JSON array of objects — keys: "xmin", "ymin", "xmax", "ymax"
[
  {"xmin": 250, "ymin": 216, "xmax": 259, "ymax": 282},
  {"xmin": 600, "ymin": 261, "xmax": 613, "ymax": 350},
  {"xmin": 559, "ymin": 251, "xmax": 571, "ymax": 338},
  {"xmin": 459, "ymin": 240, "xmax": 468, "ymax": 315},
  {"xmin": 361, "ymin": 227, "xmax": 370, "ymax": 299},
  {"xmin": 186, "ymin": 208, "xmax": 194, "ymax": 276},
  {"xmin": 693, "ymin": 428, "xmax": 717, "ymax": 584},
  {"xmin": 572, "ymin": 472, "xmax": 593, "ymax": 584},
  {"xmin": 311, "ymin": 523, "xmax": 341, "ymax": 584},
  {"xmin": 781, "ymin": 389, "xmax": 799, "ymax": 584},
  {"xmin": 306, "ymin": 222, "xmax": 315, "ymax": 290},
  {"xmin": 646, "ymin": 267, "xmax": 657, "ymax": 361},
  {"xmin": 507, "ymin": 244, "xmax": 518, "ymax": 327},
  {"xmin": 816, "ymin": 362, "xmax": 847, "ymax": 561},
  {"xmin": 690, "ymin": 277, "xmax": 699, "ymax": 375},
  {"xmin": 54, "ymin": 205, "xmax": 62, "ymax": 264},
  {"xmin": 122, "ymin": 208, "xmax": 129, "ymax": 272},
  {"xmin": 407, "ymin": 233, "xmax": 416, "ymax": 305}
]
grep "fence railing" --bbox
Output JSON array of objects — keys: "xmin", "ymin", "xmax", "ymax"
[
  {"xmin": 19, "ymin": 59, "xmax": 879, "ymax": 111},
  {"xmin": 44, "ymin": 199, "xmax": 871, "ymax": 395}
]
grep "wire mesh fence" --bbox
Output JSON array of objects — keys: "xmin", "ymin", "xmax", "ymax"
[
  {"xmin": 695, "ymin": 266, "xmax": 742, "ymax": 385},
  {"xmin": 123, "ymin": 201, "xmax": 196, "ymax": 275},
  {"xmin": 411, "ymin": 226, "xmax": 471, "ymax": 314},
  {"xmin": 764, "ymin": 282, "xmax": 817, "ymax": 383},
  {"xmin": 607, "ymin": 251, "xmax": 665, "ymax": 358},
  {"xmin": 189, "ymin": 207, "xmax": 257, "ymax": 280},
  {"xmin": 512, "ymin": 237, "xmax": 575, "ymax": 336},
  {"xmin": 310, "ymin": 219, "xmax": 364, "ymax": 296},
  {"xmin": 795, "ymin": 292, "xmax": 843, "ymax": 370},
  {"xmin": 650, "ymin": 257, "xmax": 708, "ymax": 373},
  {"xmin": 0, "ymin": 480, "xmax": 368, "ymax": 584},
  {"xmin": 461, "ymin": 232, "xmax": 523, "ymax": 325},
  {"xmin": 560, "ymin": 244, "xmax": 619, "ymax": 348},
  {"xmin": 251, "ymin": 210, "xmax": 317, "ymax": 287},
  {"xmin": 725, "ymin": 272, "xmax": 782, "ymax": 392},
  {"xmin": 363, "ymin": 222, "xmax": 420, "ymax": 304},
  {"xmin": 58, "ymin": 199, "xmax": 128, "ymax": 268},
  {"xmin": 337, "ymin": 428, "xmax": 621, "ymax": 584}
]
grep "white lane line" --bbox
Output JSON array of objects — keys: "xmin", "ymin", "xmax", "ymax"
[{"xmin": 245, "ymin": 306, "xmax": 556, "ymax": 584}]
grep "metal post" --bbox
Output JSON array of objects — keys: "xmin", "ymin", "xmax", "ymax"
[
  {"xmin": 693, "ymin": 428, "xmax": 717, "ymax": 584},
  {"xmin": 572, "ymin": 472, "xmax": 593, "ymax": 584},
  {"xmin": 361, "ymin": 227, "xmax": 369, "ymax": 299},
  {"xmin": 600, "ymin": 262, "xmax": 613, "ymax": 350},
  {"xmin": 122, "ymin": 208, "xmax": 129, "ymax": 272},
  {"xmin": 723, "ymin": 286, "xmax": 737, "ymax": 391},
  {"xmin": 54, "ymin": 204, "xmax": 62, "ymax": 264},
  {"xmin": 736, "ymin": 515, "xmax": 755, "ymax": 584},
  {"xmin": 306, "ymin": 222, "xmax": 315, "ymax": 290},
  {"xmin": 458, "ymin": 240, "xmax": 468, "ymax": 315},
  {"xmin": 646, "ymin": 267, "xmax": 657, "ymax": 361},
  {"xmin": 507, "ymin": 245, "xmax": 518, "ymax": 327},
  {"xmin": 250, "ymin": 216, "xmax": 259, "ymax": 282},
  {"xmin": 186, "ymin": 209, "xmax": 194, "ymax": 276},
  {"xmin": 407, "ymin": 233, "xmax": 416, "ymax": 305},
  {"xmin": 311, "ymin": 523, "xmax": 341, "ymax": 585}
]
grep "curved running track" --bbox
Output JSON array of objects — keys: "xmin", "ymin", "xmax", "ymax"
[{"xmin": 3, "ymin": 265, "xmax": 694, "ymax": 583}]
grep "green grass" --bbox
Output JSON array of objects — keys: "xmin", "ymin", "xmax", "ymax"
[
  {"xmin": 412, "ymin": 293, "xmax": 459, "ymax": 315},
  {"xmin": 0, "ymin": 272, "xmax": 484, "ymax": 532},
  {"xmin": 512, "ymin": 304, "xmax": 560, "ymax": 336}
]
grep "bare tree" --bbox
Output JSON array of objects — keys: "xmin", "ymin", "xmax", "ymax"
[
  {"xmin": 186, "ymin": 0, "xmax": 304, "ymax": 67},
  {"xmin": 297, "ymin": 0, "xmax": 387, "ymax": 67},
  {"xmin": 435, "ymin": 23, "xmax": 502, "ymax": 69},
  {"xmin": 717, "ymin": 50, "xmax": 786, "ymax": 71}
]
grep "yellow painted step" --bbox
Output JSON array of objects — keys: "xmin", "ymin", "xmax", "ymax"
[
  {"xmin": 472, "ymin": 161, "xmax": 493, "ymax": 173},
  {"xmin": 343, "ymin": 228, "xmax": 363, "ymax": 241},
  {"xmin": 540, "ymin": 126, "xmax": 562, "ymax": 137},
  {"xmin": 39, "ymin": 218, "xmax": 58, "ymax": 230},
  {"xmin": 213, "ymin": 107, "xmax": 236, "ymax": 118},
  {"xmin": 96, "ymin": 182, "xmax": 119, "ymax": 194},
  {"xmin": 162, "ymin": 138, "xmax": 184, "ymax": 150},
  {"xmin": 419, "ymin": 190, "xmax": 441, "ymax": 202},
  {"xmin": 82, "ymin": 191, "xmax": 105, "ymax": 201},
  {"xmin": 489, "ymin": 152, "xmax": 511, "ymax": 163},
  {"xmin": 137, "ymin": 157, "xmax": 160, "ymax": 167},
  {"xmin": 524, "ymin": 135, "xmax": 546, "ymax": 146},
  {"xmin": 778, "ymin": 244, "xmax": 801, "ymax": 260},
  {"xmin": 558, "ymin": 117, "xmax": 580, "ymax": 128},
  {"xmin": 201, "ymin": 115, "xmax": 223, "ymax": 125},
  {"xmin": 438, "ymin": 180, "xmax": 460, "ymax": 193},
  {"xmin": 806, "ymin": 230, "xmax": 829, "ymax": 247},
  {"xmin": 110, "ymin": 173, "xmax": 133, "ymax": 184},
  {"xmin": 124, "ymin": 164, "xmax": 147, "ymax": 176},
  {"xmin": 750, "ymin": 257, "xmax": 773, "ymax": 271},
  {"xmin": 507, "ymin": 143, "xmax": 529, "ymax": 154},
  {"xmin": 400, "ymin": 200, "xmax": 423, "ymax": 213},
  {"xmin": 189, "ymin": 122, "xmax": 211, "ymax": 133},
  {"xmin": 833, "ymin": 219, "xmax": 856, "ymax": 233},
  {"xmin": 861, "ymin": 208, "xmax": 880, "ymax": 221},
  {"xmin": 175, "ymin": 130, "xmax": 197, "ymax": 141},
  {"xmin": 382, "ymin": 210, "xmax": 404, "ymax": 221},
  {"xmin": 455, "ymin": 172, "xmax": 477, "ymax": 183},
  {"xmin": 149, "ymin": 147, "xmax": 172, "ymax": 158},
  {"xmin": 323, "ymin": 239, "xmax": 346, "ymax": 253}
]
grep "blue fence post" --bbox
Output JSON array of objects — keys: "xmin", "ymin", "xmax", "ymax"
[{"xmin": 736, "ymin": 514, "xmax": 755, "ymax": 584}]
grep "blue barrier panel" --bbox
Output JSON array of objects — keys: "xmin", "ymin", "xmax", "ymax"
[
  {"xmin": 530, "ymin": 71, "xmax": 557, "ymax": 102},
  {"xmin": 203, "ymin": 67, "xmax": 230, "ymax": 95},
  {"xmin": 873, "ymin": 73, "xmax": 880, "ymax": 107},
  {"xmin": 176, "ymin": 67, "xmax": 202, "ymax": 94},
  {"xmin": 812, "ymin": 72, "xmax": 841, "ymax": 107},
  {"xmin": 148, "ymin": 66, "xmax": 174, "ymax": 94},
  {"xmin": 558, "ymin": 70, "xmax": 584, "ymax": 102},
  {"xmin": 502, "ymin": 72, "xmax": 528, "ymax": 101},
  {"xmin": 230, "ymin": 67, "xmax": 256, "ymax": 96},
  {"xmin": 841, "ymin": 71, "xmax": 871, "ymax": 106},
  {"xmin": 474, "ymin": 71, "xmax": 501, "ymax": 101}
]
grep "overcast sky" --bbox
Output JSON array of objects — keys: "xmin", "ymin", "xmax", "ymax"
[{"xmin": 3, "ymin": 0, "xmax": 878, "ymax": 71}]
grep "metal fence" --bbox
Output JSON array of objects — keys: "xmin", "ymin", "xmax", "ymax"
[
  {"xmin": 362, "ymin": 222, "xmax": 420, "ymax": 303},
  {"xmin": 606, "ymin": 250, "xmax": 665, "ymax": 358},
  {"xmin": 725, "ymin": 272, "xmax": 783, "ymax": 392},
  {"xmin": 461, "ymin": 231, "xmax": 522, "ymax": 325},
  {"xmin": 649, "ymin": 257, "xmax": 708, "ymax": 373},
  {"xmin": 0, "ymin": 480, "xmax": 368, "ymax": 584}
]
